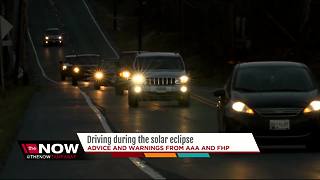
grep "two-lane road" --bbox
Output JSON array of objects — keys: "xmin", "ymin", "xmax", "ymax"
[{"xmin": 2, "ymin": 0, "xmax": 320, "ymax": 179}]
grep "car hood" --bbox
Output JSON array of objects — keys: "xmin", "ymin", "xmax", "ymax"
[
  {"xmin": 142, "ymin": 70, "xmax": 186, "ymax": 77},
  {"xmin": 231, "ymin": 90, "xmax": 319, "ymax": 108}
]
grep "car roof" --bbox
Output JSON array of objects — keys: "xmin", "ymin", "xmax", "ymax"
[
  {"xmin": 136, "ymin": 52, "xmax": 181, "ymax": 58},
  {"xmin": 46, "ymin": 28, "xmax": 60, "ymax": 31},
  {"xmin": 238, "ymin": 61, "xmax": 307, "ymax": 68}
]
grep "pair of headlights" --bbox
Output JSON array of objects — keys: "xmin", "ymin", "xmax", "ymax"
[
  {"xmin": 62, "ymin": 65, "xmax": 77, "ymax": 72},
  {"xmin": 45, "ymin": 36, "xmax": 62, "ymax": 40},
  {"xmin": 131, "ymin": 74, "xmax": 189, "ymax": 84},
  {"xmin": 63, "ymin": 66, "xmax": 104, "ymax": 79},
  {"xmin": 231, "ymin": 101, "xmax": 320, "ymax": 115}
]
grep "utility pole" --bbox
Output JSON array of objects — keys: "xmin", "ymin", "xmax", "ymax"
[
  {"xmin": 138, "ymin": 0, "xmax": 143, "ymax": 51},
  {"xmin": 113, "ymin": 0, "xmax": 118, "ymax": 31},
  {"xmin": 0, "ymin": 2, "xmax": 5, "ymax": 92},
  {"xmin": 179, "ymin": 0, "xmax": 185, "ymax": 53}
]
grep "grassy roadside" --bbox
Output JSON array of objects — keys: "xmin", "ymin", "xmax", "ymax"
[{"xmin": 0, "ymin": 86, "xmax": 36, "ymax": 164}]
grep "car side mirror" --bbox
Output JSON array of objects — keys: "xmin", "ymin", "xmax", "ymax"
[{"xmin": 213, "ymin": 89, "xmax": 225, "ymax": 97}]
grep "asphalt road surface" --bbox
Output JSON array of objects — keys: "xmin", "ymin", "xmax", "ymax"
[{"xmin": 1, "ymin": 0, "xmax": 320, "ymax": 179}]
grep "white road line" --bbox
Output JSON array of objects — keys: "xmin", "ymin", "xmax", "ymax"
[
  {"xmin": 191, "ymin": 93, "xmax": 215, "ymax": 105},
  {"xmin": 48, "ymin": 0, "xmax": 55, "ymax": 7},
  {"xmin": 28, "ymin": 18, "xmax": 165, "ymax": 180},
  {"xmin": 79, "ymin": 90, "xmax": 113, "ymax": 133},
  {"xmin": 81, "ymin": 0, "xmax": 120, "ymax": 59},
  {"xmin": 27, "ymin": 30, "xmax": 58, "ymax": 85},
  {"xmin": 130, "ymin": 158, "xmax": 165, "ymax": 179},
  {"xmin": 81, "ymin": 1, "xmax": 166, "ymax": 179}
]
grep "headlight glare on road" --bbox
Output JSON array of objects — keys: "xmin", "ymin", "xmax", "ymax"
[
  {"xmin": 231, "ymin": 101, "xmax": 254, "ymax": 114},
  {"xmin": 134, "ymin": 86, "xmax": 142, "ymax": 93},
  {"xmin": 58, "ymin": 36, "xmax": 62, "ymax": 40},
  {"xmin": 180, "ymin": 86, "xmax": 188, "ymax": 93},
  {"xmin": 45, "ymin": 36, "xmax": 49, "ymax": 40},
  {"xmin": 180, "ymin": 75, "xmax": 189, "ymax": 84},
  {"xmin": 94, "ymin": 71, "xmax": 104, "ymax": 80},
  {"xmin": 304, "ymin": 100, "xmax": 320, "ymax": 113},
  {"xmin": 62, "ymin": 65, "xmax": 67, "ymax": 70},
  {"xmin": 132, "ymin": 74, "xmax": 145, "ymax": 84},
  {"xmin": 73, "ymin": 67, "xmax": 80, "ymax": 73}
]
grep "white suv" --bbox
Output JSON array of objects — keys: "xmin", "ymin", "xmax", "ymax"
[{"xmin": 128, "ymin": 52, "xmax": 190, "ymax": 107}]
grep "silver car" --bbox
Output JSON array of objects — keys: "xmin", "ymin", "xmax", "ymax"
[
  {"xmin": 128, "ymin": 52, "xmax": 190, "ymax": 107},
  {"xmin": 43, "ymin": 28, "xmax": 64, "ymax": 46}
]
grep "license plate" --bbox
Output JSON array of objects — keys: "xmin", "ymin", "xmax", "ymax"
[
  {"xmin": 269, "ymin": 120, "xmax": 290, "ymax": 130},
  {"xmin": 155, "ymin": 86, "xmax": 167, "ymax": 93}
]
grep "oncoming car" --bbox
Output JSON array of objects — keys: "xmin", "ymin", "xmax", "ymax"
[
  {"xmin": 114, "ymin": 51, "xmax": 141, "ymax": 95},
  {"xmin": 128, "ymin": 52, "xmax": 190, "ymax": 107},
  {"xmin": 59, "ymin": 54, "xmax": 82, "ymax": 81},
  {"xmin": 214, "ymin": 61, "xmax": 320, "ymax": 150},
  {"xmin": 92, "ymin": 60, "xmax": 119, "ymax": 90},
  {"xmin": 66, "ymin": 54, "xmax": 101, "ymax": 86},
  {"xmin": 43, "ymin": 28, "xmax": 64, "ymax": 46}
]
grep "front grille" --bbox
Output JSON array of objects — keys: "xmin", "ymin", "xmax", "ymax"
[
  {"xmin": 146, "ymin": 77, "xmax": 176, "ymax": 86},
  {"xmin": 256, "ymin": 108, "xmax": 303, "ymax": 117}
]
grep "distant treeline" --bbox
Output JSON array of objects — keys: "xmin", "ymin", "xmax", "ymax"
[{"xmin": 96, "ymin": 0, "xmax": 320, "ymax": 76}]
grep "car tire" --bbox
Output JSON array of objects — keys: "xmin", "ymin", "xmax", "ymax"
[
  {"xmin": 94, "ymin": 83, "xmax": 101, "ymax": 90},
  {"xmin": 219, "ymin": 120, "xmax": 233, "ymax": 133},
  {"xmin": 218, "ymin": 119, "xmax": 226, "ymax": 133},
  {"xmin": 61, "ymin": 75, "xmax": 66, "ymax": 81},
  {"xmin": 128, "ymin": 93, "xmax": 138, "ymax": 108},
  {"xmin": 306, "ymin": 132, "xmax": 320, "ymax": 152},
  {"xmin": 178, "ymin": 96, "xmax": 190, "ymax": 107},
  {"xmin": 218, "ymin": 114, "xmax": 235, "ymax": 133},
  {"xmin": 72, "ymin": 78, "xmax": 78, "ymax": 86},
  {"xmin": 115, "ymin": 86, "xmax": 124, "ymax": 96}
]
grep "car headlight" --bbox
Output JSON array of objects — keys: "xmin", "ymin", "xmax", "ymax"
[
  {"xmin": 180, "ymin": 86, "xmax": 188, "ymax": 93},
  {"xmin": 231, "ymin": 101, "xmax": 254, "ymax": 114},
  {"xmin": 120, "ymin": 70, "xmax": 131, "ymax": 79},
  {"xmin": 180, "ymin": 75, "xmax": 189, "ymax": 84},
  {"xmin": 133, "ymin": 86, "xmax": 142, "ymax": 93},
  {"xmin": 304, "ymin": 100, "xmax": 320, "ymax": 113},
  {"xmin": 73, "ymin": 67, "xmax": 80, "ymax": 73},
  {"xmin": 94, "ymin": 71, "xmax": 104, "ymax": 80},
  {"xmin": 45, "ymin": 36, "xmax": 49, "ymax": 40},
  {"xmin": 58, "ymin": 36, "xmax": 62, "ymax": 40},
  {"xmin": 132, "ymin": 74, "xmax": 145, "ymax": 84},
  {"xmin": 62, "ymin": 65, "xmax": 67, "ymax": 70}
]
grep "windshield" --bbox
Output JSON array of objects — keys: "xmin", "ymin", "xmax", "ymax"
[
  {"xmin": 100, "ymin": 61, "xmax": 119, "ymax": 72},
  {"xmin": 46, "ymin": 30, "xmax": 60, "ymax": 35},
  {"xmin": 120, "ymin": 54, "xmax": 136, "ymax": 68},
  {"xmin": 65, "ymin": 56, "xmax": 100, "ymax": 65},
  {"xmin": 134, "ymin": 56, "xmax": 184, "ymax": 70},
  {"xmin": 234, "ymin": 66, "xmax": 315, "ymax": 92}
]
